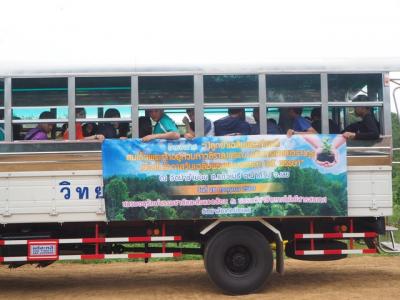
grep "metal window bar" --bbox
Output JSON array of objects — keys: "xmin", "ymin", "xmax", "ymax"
[
  {"xmin": 204, "ymin": 102, "xmax": 260, "ymax": 108},
  {"xmin": 326, "ymin": 102, "xmax": 383, "ymax": 107},
  {"xmin": 259, "ymin": 74, "xmax": 267, "ymax": 135},
  {"xmin": 68, "ymin": 77, "xmax": 76, "ymax": 140},
  {"xmin": 321, "ymin": 73, "xmax": 329, "ymax": 134},
  {"xmin": 138, "ymin": 103, "xmax": 195, "ymax": 110},
  {"xmin": 12, "ymin": 119, "xmax": 69, "ymax": 124},
  {"xmin": 194, "ymin": 75, "xmax": 204, "ymax": 137},
  {"xmin": 131, "ymin": 76, "xmax": 139, "ymax": 138},
  {"xmin": 266, "ymin": 102, "xmax": 322, "ymax": 108}
]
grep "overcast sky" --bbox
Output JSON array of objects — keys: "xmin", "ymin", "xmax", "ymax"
[{"xmin": 1, "ymin": 0, "xmax": 400, "ymax": 111}]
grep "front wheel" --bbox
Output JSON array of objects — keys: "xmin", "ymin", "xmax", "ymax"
[{"xmin": 204, "ymin": 225, "xmax": 273, "ymax": 295}]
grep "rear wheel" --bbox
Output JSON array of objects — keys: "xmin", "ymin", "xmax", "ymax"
[{"xmin": 204, "ymin": 225, "xmax": 273, "ymax": 295}]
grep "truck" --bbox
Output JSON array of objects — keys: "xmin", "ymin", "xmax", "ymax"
[{"xmin": 0, "ymin": 61, "xmax": 399, "ymax": 294}]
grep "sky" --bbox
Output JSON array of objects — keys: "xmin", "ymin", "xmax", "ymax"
[{"xmin": 1, "ymin": 0, "xmax": 400, "ymax": 111}]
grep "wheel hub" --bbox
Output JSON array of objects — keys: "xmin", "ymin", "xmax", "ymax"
[{"xmin": 225, "ymin": 245, "xmax": 252, "ymax": 274}]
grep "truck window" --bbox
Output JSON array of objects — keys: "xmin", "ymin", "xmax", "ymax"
[
  {"xmin": 266, "ymin": 74, "xmax": 321, "ymax": 103},
  {"xmin": 76, "ymin": 77, "xmax": 131, "ymax": 139},
  {"xmin": 204, "ymin": 75, "xmax": 258, "ymax": 104},
  {"xmin": 328, "ymin": 74, "xmax": 383, "ymax": 102},
  {"xmin": 139, "ymin": 76, "xmax": 194, "ymax": 105},
  {"xmin": 328, "ymin": 74, "xmax": 384, "ymax": 145},
  {"xmin": 12, "ymin": 78, "xmax": 68, "ymax": 140}
]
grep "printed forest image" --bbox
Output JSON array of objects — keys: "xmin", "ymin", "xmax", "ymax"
[{"xmin": 103, "ymin": 135, "xmax": 348, "ymax": 221}]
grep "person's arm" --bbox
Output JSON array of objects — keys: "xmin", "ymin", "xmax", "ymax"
[
  {"xmin": 182, "ymin": 116, "xmax": 194, "ymax": 136},
  {"xmin": 288, "ymin": 117, "xmax": 317, "ymax": 136},
  {"xmin": 84, "ymin": 134, "xmax": 105, "ymax": 141},
  {"xmin": 142, "ymin": 131, "xmax": 180, "ymax": 142},
  {"xmin": 287, "ymin": 126, "xmax": 317, "ymax": 137}
]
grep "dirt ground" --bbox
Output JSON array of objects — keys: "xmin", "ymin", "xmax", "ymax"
[{"xmin": 0, "ymin": 256, "xmax": 399, "ymax": 300}]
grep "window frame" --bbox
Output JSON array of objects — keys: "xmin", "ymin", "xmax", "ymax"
[{"xmin": 0, "ymin": 71, "xmax": 391, "ymax": 145}]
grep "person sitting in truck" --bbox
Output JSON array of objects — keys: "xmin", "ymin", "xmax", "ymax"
[
  {"xmin": 214, "ymin": 108, "xmax": 251, "ymax": 136},
  {"xmin": 24, "ymin": 111, "xmax": 55, "ymax": 140},
  {"xmin": 341, "ymin": 95, "xmax": 380, "ymax": 140},
  {"xmin": 310, "ymin": 108, "xmax": 340, "ymax": 134},
  {"xmin": 141, "ymin": 109, "xmax": 180, "ymax": 142},
  {"xmin": 63, "ymin": 108, "xmax": 104, "ymax": 141},
  {"xmin": 139, "ymin": 116, "xmax": 153, "ymax": 138},
  {"xmin": 250, "ymin": 108, "xmax": 282, "ymax": 135},
  {"xmin": 182, "ymin": 108, "xmax": 214, "ymax": 139},
  {"xmin": 97, "ymin": 108, "xmax": 121, "ymax": 139},
  {"xmin": 286, "ymin": 107, "xmax": 318, "ymax": 136}
]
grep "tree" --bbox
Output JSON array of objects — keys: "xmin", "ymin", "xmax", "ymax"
[{"xmin": 105, "ymin": 178, "xmax": 129, "ymax": 219}]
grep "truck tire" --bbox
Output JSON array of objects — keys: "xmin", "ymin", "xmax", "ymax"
[{"xmin": 204, "ymin": 225, "xmax": 273, "ymax": 295}]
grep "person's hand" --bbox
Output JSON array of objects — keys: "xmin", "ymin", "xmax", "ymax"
[
  {"xmin": 315, "ymin": 146, "xmax": 339, "ymax": 167},
  {"xmin": 93, "ymin": 134, "xmax": 105, "ymax": 142},
  {"xmin": 182, "ymin": 116, "xmax": 190, "ymax": 126},
  {"xmin": 184, "ymin": 132, "xmax": 195, "ymax": 140},
  {"xmin": 225, "ymin": 133, "xmax": 240, "ymax": 136},
  {"xmin": 287, "ymin": 129, "xmax": 295, "ymax": 137},
  {"xmin": 141, "ymin": 134, "xmax": 155, "ymax": 142},
  {"xmin": 342, "ymin": 132, "xmax": 356, "ymax": 140}
]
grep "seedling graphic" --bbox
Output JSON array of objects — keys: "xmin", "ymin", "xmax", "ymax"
[{"xmin": 317, "ymin": 138, "xmax": 335, "ymax": 163}]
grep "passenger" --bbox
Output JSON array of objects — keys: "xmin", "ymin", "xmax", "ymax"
[
  {"xmin": 214, "ymin": 108, "xmax": 251, "ymax": 136},
  {"xmin": 63, "ymin": 108, "xmax": 104, "ymax": 141},
  {"xmin": 24, "ymin": 111, "xmax": 55, "ymax": 140},
  {"xmin": 97, "ymin": 108, "xmax": 121, "ymax": 139},
  {"xmin": 182, "ymin": 108, "xmax": 214, "ymax": 139},
  {"xmin": 286, "ymin": 107, "xmax": 317, "ymax": 136},
  {"xmin": 141, "ymin": 109, "xmax": 180, "ymax": 142},
  {"xmin": 139, "ymin": 116, "xmax": 153, "ymax": 138},
  {"xmin": 13, "ymin": 121, "xmax": 23, "ymax": 140},
  {"xmin": 250, "ymin": 108, "xmax": 282, "ymax": 135},
  {"xmin": 82, "ymin": 122, "xmax": 98, "ymax": 137},
  {"xmin": 310, "ymin": 108, "xmax": 340, "ymax": 134},
  {"xmin": 342, "ymin": 95, "xmax": 380, "ymax": 140},
  {"xmin": 118, "ymin": 122, "xmax": 130, "ymax": 138}
]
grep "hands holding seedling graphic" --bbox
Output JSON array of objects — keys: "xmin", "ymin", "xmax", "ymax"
[{"xmin": 301, "ymin": 135, "xmax": 346, "ymax": 167}]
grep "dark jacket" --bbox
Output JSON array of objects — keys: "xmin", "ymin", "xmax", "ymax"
[
  {"xmin": 97, "ymin": 123, "xmax": 118, "ymax": 139},
  {"xmin": 250, "ymin": 120, "xmax": 282, "ymax": 135},
  {"xmin": 343, "ymin": 113, "xmax": 380, "ymax": 140},
  {"xmin": 214, "ymin": 116, "xmax": 251, "ymax": 136},
  {"xmin": 312, "ymin": 119, "xmax": 341, "ymax": 134}
]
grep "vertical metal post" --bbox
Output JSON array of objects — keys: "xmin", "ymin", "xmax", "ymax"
[
  {"xmin": 259, "ymin": 74, "xmax": 267, "ymax": 135},
  {"xmin": 349, "ymin": 218, "xmax": 354, "ymax": 249},
  {"xmin": 382, "ymin": 72, "xmax": 392, "ymax": 136},
  {"xmin": 162, "ymin": 223, "xmax": 166, "ymax": 254},
  {"xmin": 95, "ymin": 223, "xmax": 99, "ymax": 255},
  {"xmin": 4, "ymin": 78, "xmax": 12, "ymax": 141},
  {"xmin": 310, "ymin": 220, "xmax": 315, "ymax": 251},
  {"xmin": 68, "ymin": 77, "xmax": 76, "ymax": 140},
  {"xmin": 194, "ymin": 75, "xmax": 204, "ymax": 137},
  {"xmin": 131, "ymin": 76, "xmax": 139, "ymax": 138},
  {"xmin": 320, "ymin": 73, "xmax": 329, "ymax": 134}
]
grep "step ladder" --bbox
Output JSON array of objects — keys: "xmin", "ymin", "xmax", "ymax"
[{"xmin": 378, "ymin": 226, "xmax": 400, "ymax": 253}]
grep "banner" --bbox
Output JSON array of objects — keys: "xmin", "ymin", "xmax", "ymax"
[{"xmin": 102, "ymin": 135, "xmax": 347, "ymax": 221}]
